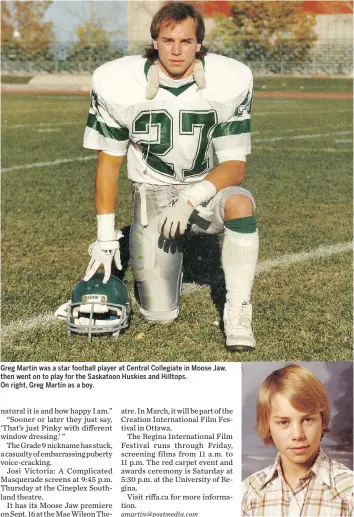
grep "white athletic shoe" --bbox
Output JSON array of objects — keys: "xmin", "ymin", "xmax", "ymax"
[{"xmin": 223, "ymin": 301, "xmax": 256, "ymax": 352}]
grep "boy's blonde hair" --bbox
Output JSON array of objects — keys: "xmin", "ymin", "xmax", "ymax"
[{"xmin": 256, "ymin": 364, "xmax": 330, "ymax": 445}]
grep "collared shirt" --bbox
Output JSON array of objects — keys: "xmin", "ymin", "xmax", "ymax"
[{"xmin": 242, "ymin": 449, "xmax": 353, "ymax": 516}]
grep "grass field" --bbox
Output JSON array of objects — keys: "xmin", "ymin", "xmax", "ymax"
[
  {"xmin": 1, "ymin": 80, "xmax": 352, "ymax": 362},
  {"xmin": 1, "ymin": 75, "xmax": 34, "ymax": 84},
  {"xmin": 253, "ymin": 76, "xmax": 352, "ymax": 93}
]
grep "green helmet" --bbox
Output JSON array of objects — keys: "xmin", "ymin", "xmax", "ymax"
[{"xmin": 67, "ymin": 273, "xmax": 130, "ymax": 341}]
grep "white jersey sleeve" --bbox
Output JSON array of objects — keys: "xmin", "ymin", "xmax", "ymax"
[
  {"xmin": 208, "ymin": 55, "xmax": 253, "ymax": 163},
  {"xmin": 83, "ymin": 66, "xmax": 129, "ymax": 156}
]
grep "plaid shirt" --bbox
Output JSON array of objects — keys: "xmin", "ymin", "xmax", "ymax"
[{"xmin": 242, "ymin": 449, "xmax": 353, "ymax": 516}]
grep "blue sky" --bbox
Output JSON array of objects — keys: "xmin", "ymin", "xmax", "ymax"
[{"xmin": 44, "ymin": 1, "xmax": 127, "ymax": 43}]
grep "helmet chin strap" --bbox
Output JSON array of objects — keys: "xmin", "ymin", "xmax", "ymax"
[{"xmin": 146, "ymin": 59, "xmax": 206, "ymax": 100}]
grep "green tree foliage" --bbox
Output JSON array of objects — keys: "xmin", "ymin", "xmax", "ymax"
[
  {"xmin": 1, "ymin": 3, "xmax": 14, "ymax": 45},
  {"xmin": 65, "ymin": 10, "xmax": 123, "ymax": 72},
  {"xmin": 75, "ymin": 20, "xmax": 111, "ymax": 48},
  {"xmin": 209, "ymin": 1, "xmax": 317, "ymax": 66},
  {"xmin": 1, "ymin": 1, "xmax": 55, "ymax": 61}
]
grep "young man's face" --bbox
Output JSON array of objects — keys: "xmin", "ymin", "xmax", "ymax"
[
  {"xmin": 269, "ymin": 393, "xmax": 323, "ymax": 472},
  {"xmin": 153, "ymin": 17, "xmax": 201, "ymax": 79}
]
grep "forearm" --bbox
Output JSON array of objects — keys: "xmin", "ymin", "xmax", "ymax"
[
  {"xmin": 205, "ymin": 160, "xmax": 246, "ymax": 192},
  {"xmin": 184, "ymin": 160, "xmax": 246, "ymax": 208},
  {"xmin": 95, "ymin": 151, "xmax": 125, "ymax": 214}
]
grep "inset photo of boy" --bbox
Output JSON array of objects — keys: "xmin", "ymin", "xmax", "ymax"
[{"xmin": 241, "ymin": 362, "xmax": 353, "ymax": 516}]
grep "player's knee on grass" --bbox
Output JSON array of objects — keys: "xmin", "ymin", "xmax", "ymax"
[{"xmin": 224, "ymin": 193, "xmax": 254, "ymax": 221}]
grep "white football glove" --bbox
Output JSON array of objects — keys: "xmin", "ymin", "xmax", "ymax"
[
  {"xmin": 84, "ymin": 231, "xmax": 123, "ymax": 284},
  {"xmin": 158, "ymin": 180, "xmax": 217, "ymax": 239},
  {"xmin": 158, "ymin": 199, "xmax": 194, "ymax": 239}
]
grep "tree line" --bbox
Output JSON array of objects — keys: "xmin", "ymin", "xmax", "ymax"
[
  {"xmin": 1, "ymin": 1, "xmax": 123, "ymax": 71},
  {"xmin": 1, "ymin": 1, "xmax": 318, "ymax": 72}
]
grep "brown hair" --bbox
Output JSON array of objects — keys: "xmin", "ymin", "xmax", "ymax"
[
  {"xmin": 256, "ymin": 364, "xmax": 330, "ymax": 445},
  {"xmin": 144, "ymin": 2, "xmax": 208, "ymax": 62}
]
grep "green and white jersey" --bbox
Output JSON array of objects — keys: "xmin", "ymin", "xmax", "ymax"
[{"xmin": 83, "ymin": 53, "xmax": 253, "ymax": 186}]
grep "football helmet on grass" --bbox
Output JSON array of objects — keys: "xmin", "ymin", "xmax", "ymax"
[{"xmin": 66, "ymin": 273, "xmax": 130, "ymax": 342}]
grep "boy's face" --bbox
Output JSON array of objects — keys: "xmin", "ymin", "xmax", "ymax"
[
  {"xmin": 153, "ymin": 17, "xmax": 201, "ymax": 79},
  {"xmin": 269, "ymin": 393, "xmax": 323, "ymax": 471}
]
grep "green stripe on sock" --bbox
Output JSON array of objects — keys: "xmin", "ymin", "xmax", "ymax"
[{"xmin": 225, "ymin": 216, "xmax": 256, "ymax": 233}]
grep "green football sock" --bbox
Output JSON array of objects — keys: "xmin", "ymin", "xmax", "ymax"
[{"xmin": 225, "ymin": 216, "xmax": 256, "ymax": 234}]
